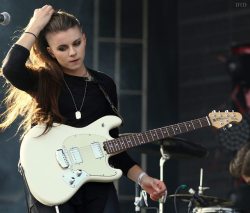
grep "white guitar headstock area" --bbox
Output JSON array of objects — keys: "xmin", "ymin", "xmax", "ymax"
[{"xmin": 208, "ymin": 110, "xmax": 242, "ymax": 129}]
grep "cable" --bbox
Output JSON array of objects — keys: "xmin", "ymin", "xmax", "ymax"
[
  {"xmin": 187, "ymin": 198, "xmax": 194, "ymax": 213},
  {"xmin": 173, "ymin": 184, "xmax": 188, "ymax": 213}
]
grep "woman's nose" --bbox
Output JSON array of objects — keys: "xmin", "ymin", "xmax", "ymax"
[{"xmin": 69, "ymin": 46, "xmax": 77, "ymax": 56}]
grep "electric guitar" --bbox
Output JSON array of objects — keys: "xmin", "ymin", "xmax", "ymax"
[{"xmin": 20, "ymin": 111, "xmax": 242, "ymax": 206}]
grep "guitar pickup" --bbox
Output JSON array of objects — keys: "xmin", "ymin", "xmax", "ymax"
[
  {"xmin": 69, "ymin": 147, "xmax": 83, "ymax": 164},
  {"xmin": 56, "ymin": 149, "xmax": 70, "ymax": 169},
  {"xmin": 91, "ymin": 142, "xmax": 104, "ymax": 159}
]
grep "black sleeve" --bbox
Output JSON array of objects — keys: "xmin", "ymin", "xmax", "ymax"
[
  {"xmin": 109, "ymin": 152, "xmax": 137, "ymax": 176},
  {"xmin": 2, "ymin": 44, "xmax": 38, "ymax": 91}
]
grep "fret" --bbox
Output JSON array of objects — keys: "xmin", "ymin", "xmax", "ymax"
[
  {"xmin": 173, "ymin": 124, "xmax": 181, "ymax": 135},
  {"xmin": 111, "ymin": 141, "xmax": 117, "ymax": 152},
  {"xmin": 178, "ymin": 123, "xmax": 187, "ymax": 133},
  {"xmin": 113, "ymin": 140, "xmax": 118, "ymax": 152},
  {"xmin": 198, "ymin": 119, "xmax": 202, "ymax": 127},
  {"xmin": 110, "ymin": 140, "xmax": 116, "ymax": 152},
  {"xmin": 154, "ymin": 129, "xmax": 160, "ymax": 139},
  {"xmin": 137, "ymin": 133, "xmax": 145, "ymax": 144},
  {"xmin": 108, "ymin": 140, "xmax": 115, "ymax": 153},
  {"xmin": 140, "ymin": 133, "xmax": 148, "ymax": 143},
  {"xmin": 187, "ymin": 121, "xmax": 194, "ymax": 131},
  {"xmin": 126, "ymin": 136, "xmax": 134, "ymax": 148},
  {"xmin": 171, "ymin": 126, "xmax": 176, "ymax": 135},
  {"xmin": 159, "ymin": 128, "xmax": 165, "ymax": 139},
  {"xmin": 151, "ymin": 130, "xmax": 160, "ymax": 140},
  {"xmin": 124, "ymin": 137, "xmax": 129, "ymax": 148},
  {"xmin": 123, "ymin": 136, "xmax": 129, "ymax": 148},
  {"xmin": 166, "ymin": 126, "xmax": 175, "ymax": 136},
  {"xmin": 144, "ymin": 132, "xmax": 150, "ymax": 143},
  {"xmin": 135, "ymin": 134, "xmax": 142, "ymax": 145},
  {"xmin": 148, "ymin": 130, "xmax": 155, "ymax": 141},
  {"xmin": 146, "ymin": 131, "xmax": 154, "ymax": 142},
  {"xmin": 119, "ymin": 137, "xmax": 125, "ymax": 150},
  {"xmin": 103, "ymin": 142, "xmax": 110, "ymax": 153},
  {"xmin": 183, "ymin": 122, "xmax": 189, "ymax": 132},
  {"xmin": 190, "ymin": 120, "xmax": 196, "ymax": 129},
  {"xmin": 192, "ymin": 119, "xmax": 201, "ymax": 128},
  {"xmin": 114, "ymin": 141, "xmax": 120, "ymax": 152},
  {"xmin": 162, "ymin": 127, "xmax": 170, "ymax": 137},
  {"xmin": 176, "ymin": 124, "xmax": 181, "ymax": 133},
  {"xmin": 131, "ymin": 134, "xmax": 138, "ymax": 147},
  {"xmin": 202, "ymin": 117, "xmax": 210, "ymax": 126},
  {"xmin": 205, "ymin": 116, "xmax": 211, "ymax": 126}
]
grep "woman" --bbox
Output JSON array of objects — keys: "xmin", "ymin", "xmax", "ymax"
[
  {"xmin": 230, "ymin": 143, "xmax": 250, "ymax": 183},
  {"xmin": 0, "ymin": 5, "xmax": 166, "ymax": 213},
  {"xmin": 229, "ymin": 143, "xmax": 250, "ymax": 212}
]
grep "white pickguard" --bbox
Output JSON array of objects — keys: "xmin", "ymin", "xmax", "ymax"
[{"xmin": 20, "ymin": 115, "xmax": 123, "ymax": 206}]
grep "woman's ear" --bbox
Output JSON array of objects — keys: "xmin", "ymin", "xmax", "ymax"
[
  {"xmin": 82, "ymin": 33, "xmax": 87, "ymax": 44},
  {"xmin": 47, "ymin": 47, "xmax": 55, "ymax": 58}
]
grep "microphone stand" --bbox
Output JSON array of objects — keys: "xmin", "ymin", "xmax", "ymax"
[
  {"xmin": 135, "ymin": 183, "xmax": 141, "ymax": 212},
  {"xmin": 188, "ymin": 168, "xmax": 210, "ymax": 212},
  {"xmin": 159, "ymin": 142, "xmax": 170, "ymax": 213},
  {"xmin": 198, "ymin": 168, "xmax": 209, "ymax": 196}
]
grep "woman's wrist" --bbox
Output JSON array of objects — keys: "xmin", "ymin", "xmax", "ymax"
[
  {"xmin": 25, "ymin": 24, "xmax": 42, "ymax": 37},
  {"xmin": 137, "ymin": 172, "xmax": 148, "ymax": 186},
  {"xmin": 24, "ymin": 31, "xmax": 37, "ymax": 39}
]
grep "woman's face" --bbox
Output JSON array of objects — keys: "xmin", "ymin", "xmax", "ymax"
[
  {"xmin": 46, "ymin": 26, "xmax": 86, "ymax": 76},
  {"xmin": 242, "ymin": 174, "xmax": 250, "ymax": 184}
]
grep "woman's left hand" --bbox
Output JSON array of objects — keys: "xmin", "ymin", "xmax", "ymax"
[{"xmin": 140, "ymin": 175, "xmax": 167, "ymax": 201}]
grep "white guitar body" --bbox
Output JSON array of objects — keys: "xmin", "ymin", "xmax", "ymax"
[{"xmin": 20, "ymin": 115, "xmax": 123, "ymax": 206}]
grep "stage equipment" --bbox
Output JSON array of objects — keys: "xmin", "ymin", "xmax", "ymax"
[{"xmin": 0, "ymin": 12, "xmax": 10, "ymax": 25}]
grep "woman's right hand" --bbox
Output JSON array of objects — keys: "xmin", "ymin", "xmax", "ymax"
[
  {"xmin": 25, "ymin": 5, "xmax": 55, "ymax": 36},
  {"xmin": 15, "ymin": 5, "xmax": 54, "ymax": 50}
]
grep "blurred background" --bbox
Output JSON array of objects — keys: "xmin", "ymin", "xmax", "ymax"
[{"xmin": 1, "ymin": 0, "xmax": 250, "ymax": 212}]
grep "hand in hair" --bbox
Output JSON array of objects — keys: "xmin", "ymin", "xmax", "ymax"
[
  {"xmin": 16, "ymin": 5, "xmax": 55, "ymax": 50},
  {"xmin": 26, "ymin": 5, "xmax": 55, "ymax": 36}
]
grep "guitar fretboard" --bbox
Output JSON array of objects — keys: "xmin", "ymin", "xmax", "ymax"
[{"xmin": 103, "ymin": 116, "xmax": 210, "ymax": 154}]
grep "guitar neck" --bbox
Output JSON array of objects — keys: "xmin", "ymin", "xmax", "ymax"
[{"xmin": 104, "ymin": 116, "xmax": 211, "ymax": 154}]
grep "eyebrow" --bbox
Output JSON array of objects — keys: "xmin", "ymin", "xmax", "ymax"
[{"xmin": 57, "ymin": 38, "xmax": 81, "ymax": 48}]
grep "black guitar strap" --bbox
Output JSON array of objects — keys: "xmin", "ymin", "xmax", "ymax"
[
  {"xmin": 18, "ymin": 162, "xmax": 32, "ymax": 213},
  {"xmin": 97, "ymin": 83, "xmax": 124, "ymax": 125}
]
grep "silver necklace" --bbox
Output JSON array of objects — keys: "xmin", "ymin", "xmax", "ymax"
[{"xmin": 63, "ymin": 78, "xmax": 88, "ymax": 120}]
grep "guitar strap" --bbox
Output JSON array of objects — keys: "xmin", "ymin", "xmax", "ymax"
[
  {"xmin": 18, "ymin": 162, "xmax": 33, "ymax": 213},
  {"xmin": 97, "ymin": 83, "xmax": 124, "ymax": 125},
  {"xmin": 87, "ymin": 68, "xmax": 124, "ymax": 124}
]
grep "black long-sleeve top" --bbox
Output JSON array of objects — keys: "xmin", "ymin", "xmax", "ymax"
[{"xmin": 2, "ymin": 44, "xmax": 136, "ymax": 176}]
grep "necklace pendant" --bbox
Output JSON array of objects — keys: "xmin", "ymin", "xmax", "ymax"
[{"xmin": 75, "ymin": 111, "xmax": 81, "ymax": 119}]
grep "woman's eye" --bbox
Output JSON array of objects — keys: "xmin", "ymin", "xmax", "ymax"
[
  {"xmin": 74, "ymin": 41, "xmax": 81, "ymax": 46},
  {"xmin": 58, "ymin": 46, "xmax": 67, "ymax": 51}
]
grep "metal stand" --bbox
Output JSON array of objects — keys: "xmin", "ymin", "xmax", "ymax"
[
  {"xmin": 198, "ymin": 168, "xmax": 209, "ymax": 196},
  {"xmin": 159, "ymin": 143, "xmax": 170, "ymax": 213}
]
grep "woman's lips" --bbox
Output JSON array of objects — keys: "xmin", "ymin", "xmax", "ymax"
[{"xmin": 69, "ymin": 59, "xmax": 80, "ymax": 63}]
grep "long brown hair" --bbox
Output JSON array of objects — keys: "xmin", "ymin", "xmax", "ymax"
[
  {"xmin": 0, "ymin": 10, "xmax": 82, "ymax": 137},
  {"xmin": 229, "ymin": 143, "xmax": 250, "ymax": 178}
]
